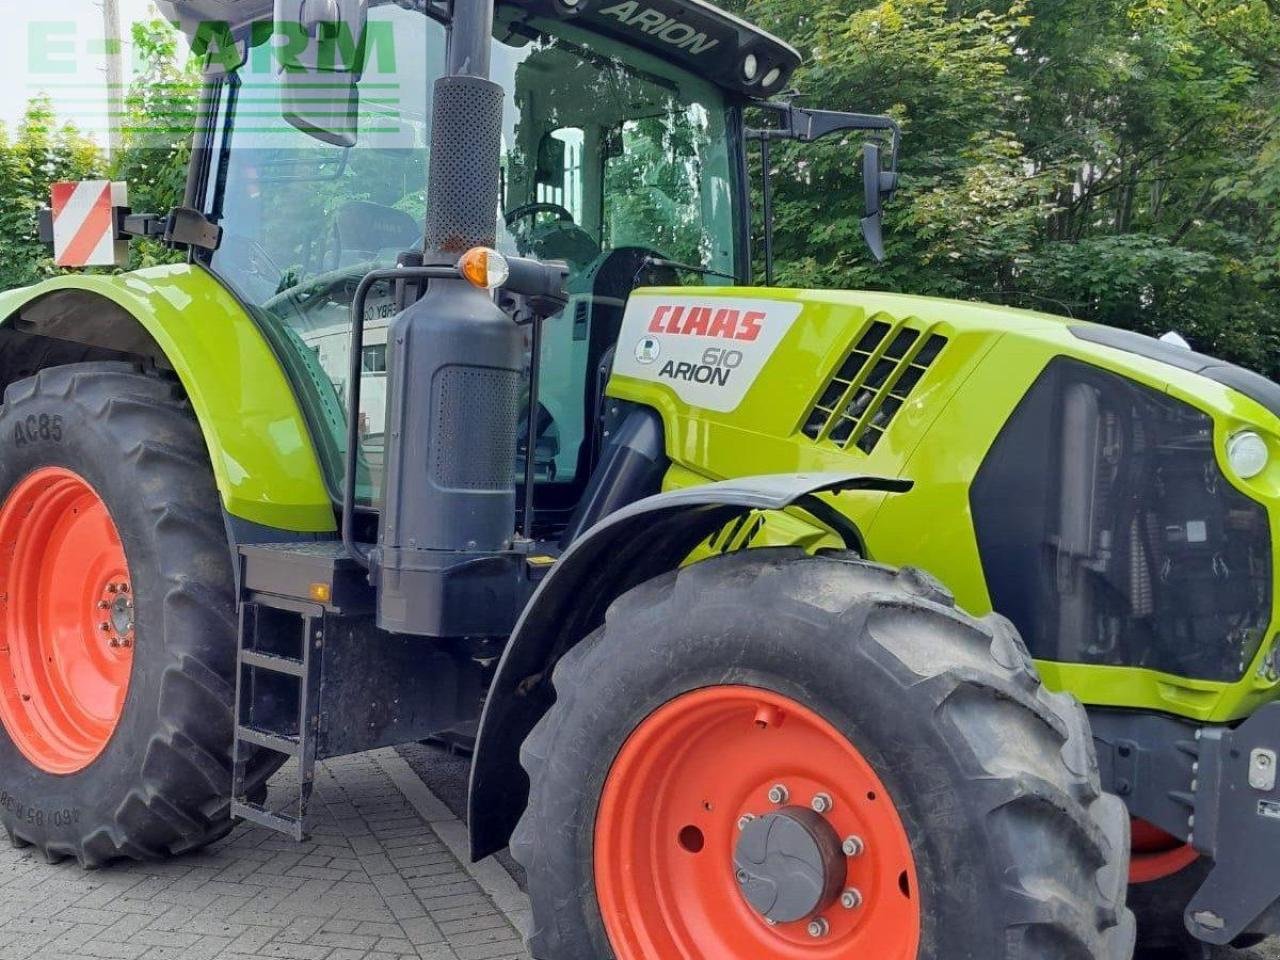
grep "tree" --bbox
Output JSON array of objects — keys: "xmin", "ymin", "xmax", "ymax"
[
  {"xmin": 0, "ymin": 100, "xmax": 104, "ymax": 291},
  {"xmin": 110, "ymin": 16, "xmax": 201, "ymax": 268},
  {"xmin": 0, "ymin": 17, "xmax": 196, "ymax": 289},
  {"xmin": 731, "ymin": 0, "xmax": 1280, "ymax": 376}
]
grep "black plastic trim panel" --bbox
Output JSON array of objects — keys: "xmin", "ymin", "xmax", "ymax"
[{"xmin": 1070, "ymin": 325, "xmax": 1280, "ymax": 421}]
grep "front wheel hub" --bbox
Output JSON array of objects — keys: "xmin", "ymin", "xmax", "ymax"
[
  {"xmin": 735, "ymin": 806, "xmax": 846, "ymax": 923},
  {"xmin": 595, "ymin": 686, "xmax": 921, "ymax": 959}
]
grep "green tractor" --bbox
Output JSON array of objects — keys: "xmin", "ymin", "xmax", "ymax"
[{"xmin": 0, "ymin": 0, "xmax": 1274, "ymax": 957}]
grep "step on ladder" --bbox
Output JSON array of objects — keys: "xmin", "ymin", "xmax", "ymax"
[
  {"xmin": 229, "ymin": 541, "xmax": 500, "ymax": 842},
  {"xmin": 230, "ymin": 600, "xmax": 325, "ymax": 841}
]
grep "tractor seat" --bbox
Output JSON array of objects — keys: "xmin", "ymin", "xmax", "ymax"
[{"xmin": 331, "ymin": 201, "xmax": 421, "ymax": 268}]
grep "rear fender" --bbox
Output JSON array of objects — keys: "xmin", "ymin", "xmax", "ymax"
[
  {"xmin": 0, "ymin": 265, "xmax": 334, "ymax": 532},
  {"xmin": 467, "ymin": 471, "xmax": 912, "ymax": 860}
]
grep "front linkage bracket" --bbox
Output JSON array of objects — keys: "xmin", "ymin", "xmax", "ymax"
[{"xmin": 1185, "ymin": 700, "xmax": 1280, "ymax": 944}]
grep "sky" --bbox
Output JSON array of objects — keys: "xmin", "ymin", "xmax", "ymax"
[{"xmin": 0, "ymin": 0, "xmax": 176, "ymax": 142}]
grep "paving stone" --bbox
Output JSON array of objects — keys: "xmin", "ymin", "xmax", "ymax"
[{"xmin": 0, "ymin": 752, "xmax": 529, "ymax": 959}]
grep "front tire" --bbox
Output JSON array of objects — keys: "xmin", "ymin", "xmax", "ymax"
[
  {"xmin": 0, "ymin": 363, "xmax": 278, "ymax": 866},
  {"xmin": 512, "ymin": 549, "xmax": 1135, "ymax": 959}
]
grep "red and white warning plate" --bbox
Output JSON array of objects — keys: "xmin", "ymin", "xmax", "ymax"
[{"xmin": 50, "ymin": 181, "xmax": 129, "ymax": 269}]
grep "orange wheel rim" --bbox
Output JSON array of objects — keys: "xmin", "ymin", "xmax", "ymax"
[
  {"xmin": 595, "ymin": 686, "xmax": 921, "ymax": 960},
  {"xmin": 1129, "ymin": 817, "xmax": 1199, "ymax": 884},
  {"xmin": 0, "ymin": 467, "xmax": 134, "ymax": 774}
]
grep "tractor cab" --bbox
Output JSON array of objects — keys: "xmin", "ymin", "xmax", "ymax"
[
  {"xmin": 180, "ymin": 0, "xmax": 798, "ymax": 530},
  {"xmin": 3, "ymin": 1, "xmax": 1257, "ymax": 955}
]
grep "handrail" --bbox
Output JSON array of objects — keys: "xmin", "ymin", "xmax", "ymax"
[{"xmin": 343, "ymin": 264, "xmax": 458, "ymax": 570}]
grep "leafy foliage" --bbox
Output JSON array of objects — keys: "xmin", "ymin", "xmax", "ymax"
[
  {"xmin": 0, "ymin": 100, "xmax": 103, "ymax": 289},
  {"xmin": 0, "ymin": 5, "xmax": 1278, "ymax": 377},
  {"xmin": 0, "ymin": 17, "xmax": 196, "ymax": 292},
  {"xmin": 734, "ymin": 0, "xmax": 1280, "ymax": 375},
  {"xmin": 110, "ymin": 17, "xmax": 202, "ymax": 268}
]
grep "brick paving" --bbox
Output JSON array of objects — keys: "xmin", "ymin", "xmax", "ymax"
[
  {"xmin": 1, "ymin": 743, "xmax": 1273, "ymax": 960},
  {"xmin": 0, "ymin": 750, "xmax": 531, "ymax": 960}
]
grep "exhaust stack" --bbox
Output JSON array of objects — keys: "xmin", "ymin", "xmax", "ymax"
[{"xmin": 424, "ymin": 1, "xmax": 502, "ymax": 262}]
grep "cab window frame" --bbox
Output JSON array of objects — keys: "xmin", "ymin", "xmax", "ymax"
[{"xmin": 187, "ymin": 8, "xmax": 757, "ymax": 527}]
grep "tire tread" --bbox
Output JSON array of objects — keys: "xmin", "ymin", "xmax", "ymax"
[
  {"xmin": 513, "ymin": 550, "xmax": 1134, "ymax": 960},
  {"xmin": 0, "ymin": 363, "xmax": 280, "ymax": 867}
]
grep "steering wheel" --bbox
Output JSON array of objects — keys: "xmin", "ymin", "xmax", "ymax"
[
  {"xmin": 504, "ymin": 202, "xmax": 575, "ymax": 229},
  {"xmin": 261, "ymin": 261, "xmax": 378, "ymax": 316}
]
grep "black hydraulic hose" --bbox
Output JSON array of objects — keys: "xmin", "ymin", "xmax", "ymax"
[
  {"xmin": 344, "ymin": 265, "xmax": 458, "ymax": 570},
  {"xmin": 522, "ymin": 313, "xmax": 545, "ymax": 541}
]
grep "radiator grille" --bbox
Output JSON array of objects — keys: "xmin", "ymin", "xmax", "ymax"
[{"xmin": 801, "ymin": 319, "xmax": 948, "ymax": 454}]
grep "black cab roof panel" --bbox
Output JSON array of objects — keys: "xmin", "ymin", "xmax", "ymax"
[
  {"xmin": 1069, "ymin": 324, "xmax": 1280, "ymax": 422},
  {"xmin": 507, "ymin": 0, "xmax": 800, "ymax": 96},
  {"xmin": 156, "ymin": 0, "xmax": 800, "ymax": 96}
]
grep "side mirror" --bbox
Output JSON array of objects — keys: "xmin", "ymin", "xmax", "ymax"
[
  {"xmin": 273, "ymin": 0, "xmax": 370, "ymax": 147},
  {"xmin": 860, "ymin": 142, "xmax": 899, "ymax": 263},
  {"xmin": 748, "ymin": 105, "xmax": 901, "ymax": 275}
]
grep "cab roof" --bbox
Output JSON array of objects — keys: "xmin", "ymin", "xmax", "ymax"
[{"xmin": 157, "ymin": 0, "xmax": 801, "ymax": 97}]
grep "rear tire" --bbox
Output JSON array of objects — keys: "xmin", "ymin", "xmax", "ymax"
[
  {"xmin": 0, "ymin": 363, "xmax": 280, "ymax": 866},
  {"xmin": 512, "ymin": 549, "xmax": 1135, "ymax": 959}
]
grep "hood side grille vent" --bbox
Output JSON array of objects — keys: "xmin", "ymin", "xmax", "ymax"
[{"xmin": 801, "ymin": 318, "xmax": 948, "ymax": 454}]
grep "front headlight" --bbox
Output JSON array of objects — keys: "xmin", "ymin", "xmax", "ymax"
[{"xmin": 1227, "ymin": 430, "xmax": 1270, "ymax": 480}]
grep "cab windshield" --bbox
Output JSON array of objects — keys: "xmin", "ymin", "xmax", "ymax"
[{"xmin": 203, "ymin": 4, "xmax": 744, "ymax": 505}]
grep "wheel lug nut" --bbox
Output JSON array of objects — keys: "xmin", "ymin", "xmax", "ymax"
[
  {"xmin": 842, "ymin": 835, "xmax": 864, "ymax": 857},
  {"xmin": 767, "ymin": 784, "xmax": 789, "ymax": 805},
  {"xmin": 97, "ymin": 600, "xmax": 110, "ymax": 610},
  {"xmin": 737, "ymin": 814, "xmax": 755, "ymax": 831},
  {"xmin": 735, "ymin": 869, "xmax": 749, "ymax": 884},
  {"xmin": 107, "ymin": 583, "xmax": 118, "ymax": 594},
  {"xmin": 811, "ymin": 793, "xmax": 833, "ymax": 814},
  {"xmin": 99, "ymin": 622, "xmax": 111, "ymax": 632},
  {"xmin": 841, "ymin": 888, "xmax": 863, "ymax": 909},
  {"xmin": 119, "ymin": 584, "xmax": 128, "ymax": 594},
  {"xmin": 807, "ymin": 917, "xmax": 830, "ymax": 938}
]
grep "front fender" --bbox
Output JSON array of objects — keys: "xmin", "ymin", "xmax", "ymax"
[
  {"xmin": 467, "ymin": 471, "xmax": 911, "ymax": 860},
  {"xmin": 0, "ymin": 265, "xmax": 334, "ymax": 532}
]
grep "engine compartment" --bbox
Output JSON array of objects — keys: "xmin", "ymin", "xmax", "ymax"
[{"xmin": 972, "ymin": 357, "xmax": 1273, "ymax": 682}]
